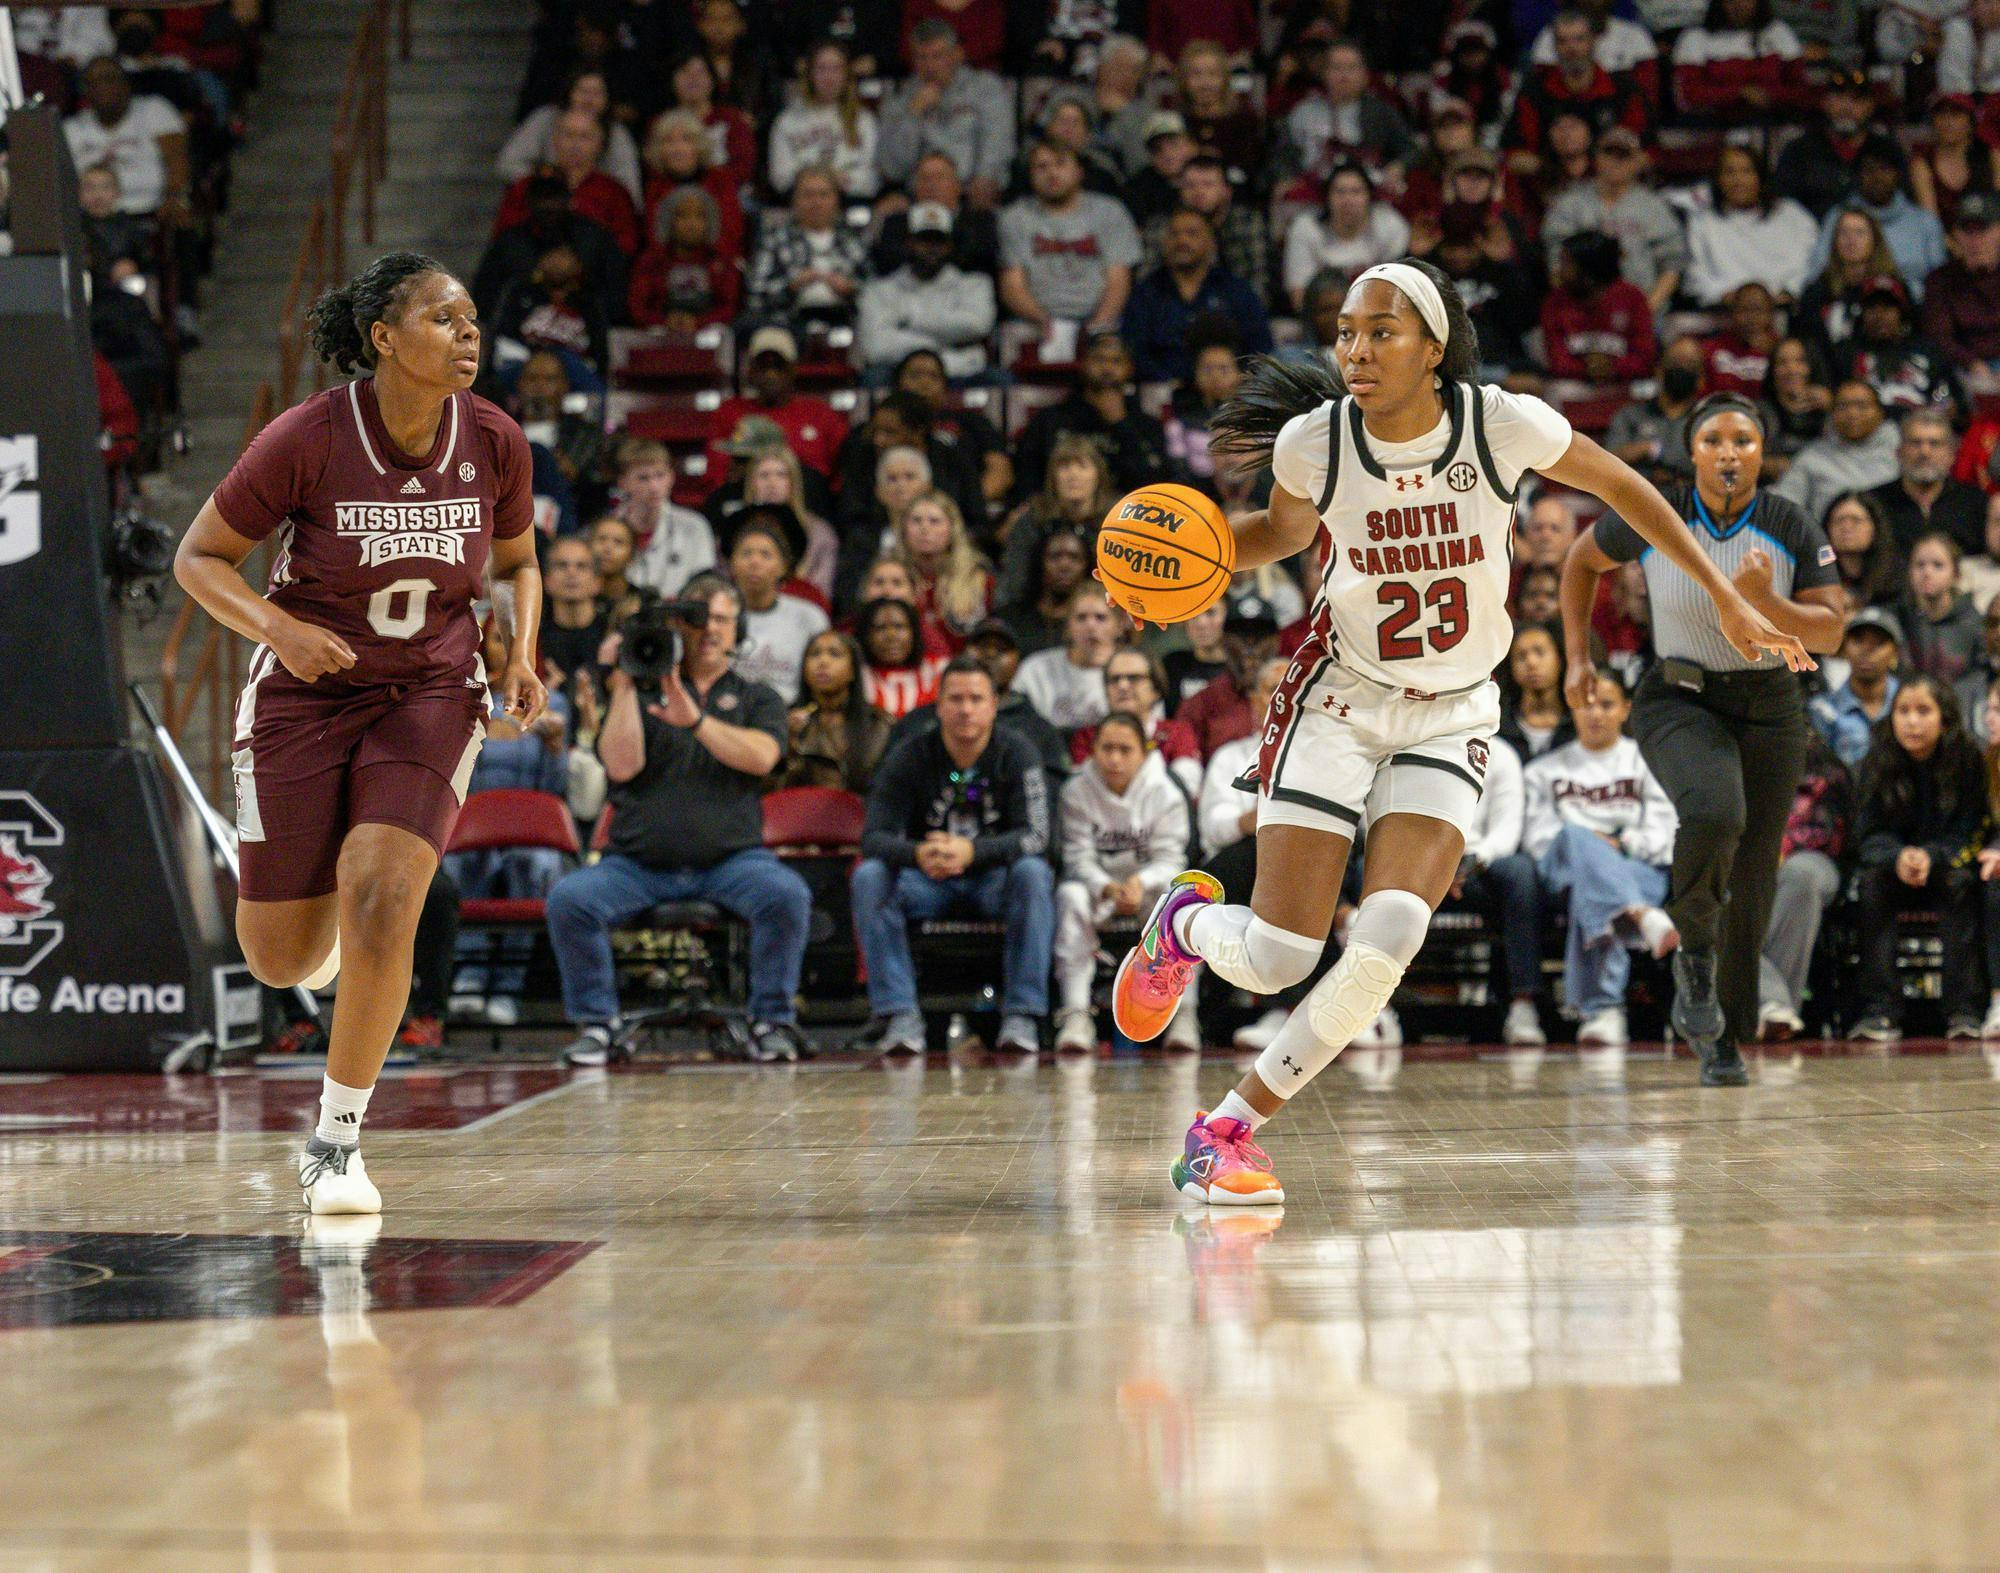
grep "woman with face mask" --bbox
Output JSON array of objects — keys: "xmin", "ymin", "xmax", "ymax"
[{"xmin": 1564, "ymin": 393, "xmax": 1847, "ymax": 1085}]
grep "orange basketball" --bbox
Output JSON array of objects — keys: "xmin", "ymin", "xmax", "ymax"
[{"xmin": 1094, "ymin": 482, "xmax": 1236, "ymax": 626}]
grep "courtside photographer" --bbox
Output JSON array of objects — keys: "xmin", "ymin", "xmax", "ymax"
[{"xmin": 545, "ymin": 572, "xmax": 811, "ymax": 1065}]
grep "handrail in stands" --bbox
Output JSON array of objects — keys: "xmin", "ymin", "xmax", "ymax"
[{"xmin": 156, "ymin": 0, "xmax": 410, "ymax": 803}]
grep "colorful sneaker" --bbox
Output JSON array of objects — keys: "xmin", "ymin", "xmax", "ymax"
[
  {"xmin": 1170, "ymin": 1112, "xmax": 1285, "ymax": 1205},
  {"xmin": 1112, "ymin": 870, "xmax": 1223, "ymax": 1043}
]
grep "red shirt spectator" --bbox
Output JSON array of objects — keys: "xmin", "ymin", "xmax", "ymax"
[
  {"xmin": 1542, "ymin": 283, "xmax": 1654, "ymax": 379},
  {"xmin": 1174, "ymin": 670, "xmax": 1257, "ymax": 758},
  {"xmin": 1506, "ymin": 17, "xmax": 1649, "ymax": 164},
  {"xmin": 1670, "ymin": 6, "xmax": 1809, "ymax": 121},
  {"xmin": 94, "ymin": 351, "xmax": 138, "ymax": 472},
  {"xmin": 702, "ymin": 327, "xmax": 850, "ymax": 488},
  {"xmin": 901, "ymin": 0, "xmax": 1006, "ymax": 70},
  {"xmin": 493, "ymin": 112, "xmax": 642, "ymax": 256},
  {"xmin": 627, "ymin": 188, "xmax": 740, "ymax": 329},
  {"xmin": 1955, "ymin": 414, "xmax": 2000, "ymax": 494}
]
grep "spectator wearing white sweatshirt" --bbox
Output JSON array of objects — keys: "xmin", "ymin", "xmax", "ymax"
[
  {"xmin": 1522, "ymin": 673, "xmax": 1680, "ymax": 1046},
  {"xmin": 1438, "ymin": 735, "xmax": 1549, "ymax": 1045},
  {"xmin": 856, "ymin": 204, "xmax": 997, "ymax": 381},
  {"xmin": 1053, "ymin": 715, "xmax": 1194, "ymax": 1052}
]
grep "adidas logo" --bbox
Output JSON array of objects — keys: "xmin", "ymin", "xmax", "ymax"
[{"xmin": 400, "ymin": 476, "xmax": 425, "ymax": 494}]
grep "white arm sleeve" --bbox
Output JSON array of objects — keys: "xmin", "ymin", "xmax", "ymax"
[
  {"xmin": 1270, "ymin": 403, "xmax": 1334, "ymax": 505},
  {"xmin": 1478, "ymin": 387, "xmax": 1576, "ymax": 491}
]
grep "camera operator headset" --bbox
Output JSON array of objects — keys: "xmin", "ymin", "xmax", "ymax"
[
  {"xmin": 599, "ymin": 571, "xmax": 774, "ymax": 778},
  {"xmin": 1560, "ymin": 392, "xmax": 1846, "ymax": 1083}
]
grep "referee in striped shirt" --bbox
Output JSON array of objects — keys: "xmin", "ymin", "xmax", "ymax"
[{"xmin": 1562, "ymin": 393, "xmax": 1847, "ymax": 1084}]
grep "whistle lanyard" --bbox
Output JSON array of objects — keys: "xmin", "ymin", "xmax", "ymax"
[{"xmin": 1690, "ymin": 489, "xmax": 1758, "ymax": 542}]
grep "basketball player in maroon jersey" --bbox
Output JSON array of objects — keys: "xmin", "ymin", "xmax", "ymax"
[{"xmin": 173, "ymin": 253, "xmax": 547, "ymax": 1215}]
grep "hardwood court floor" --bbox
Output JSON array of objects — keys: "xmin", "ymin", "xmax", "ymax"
[{"xmin": 2, "ymin": 1044, "xmax": 2000, "ymax": 1569}]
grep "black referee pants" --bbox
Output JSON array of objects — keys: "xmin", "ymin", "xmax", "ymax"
[{"xmin": 1632, "ymin": 667, "xmax": 1809, "ymax": 1045}]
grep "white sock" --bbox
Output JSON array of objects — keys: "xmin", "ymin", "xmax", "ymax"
[
  {"xmin": 1210, "ymin": 1089, "xmax": 1267, "ymax": 1131},
  {"xmin": 315, "ymin": 1075, "xmax": 373, "ymax": 1148}
]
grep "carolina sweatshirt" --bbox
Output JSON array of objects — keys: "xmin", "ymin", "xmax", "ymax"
[
  {"xmin": 1058, "ymin": 752, "xmax": 1191, "ymax": 898},
  {"xmin": 1522, "ymin": 736, "xmax": 1679, "ymax": 865}
]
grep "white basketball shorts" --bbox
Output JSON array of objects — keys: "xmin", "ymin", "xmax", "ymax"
[{"xmin": 1237, "ymin": 662, "xmax": 1501, "ymax": 843}]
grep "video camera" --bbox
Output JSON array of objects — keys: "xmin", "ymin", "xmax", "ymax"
[{"xmin": 619, "ymin": 596, "xmax": 713, "ymax": 683}]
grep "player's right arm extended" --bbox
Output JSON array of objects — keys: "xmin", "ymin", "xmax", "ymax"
[
  {"xmin": 1228, "ymin": 484, "xmax": 1324, "ymax": 573},
  {"xmin": 174, "ymin": 499, "xmax": 356, "ymax": 682}
]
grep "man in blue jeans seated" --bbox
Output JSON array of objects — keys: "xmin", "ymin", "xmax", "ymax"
[
  {"xmin": 546, "ymin": 574, "xmax": 812, "ymax": 1066},
  {"xmin": 1520, "ymin": 672, "xmax": 1679, "ymax": 1049},
  {"xmin": 852, "ymin": 655, "xmax": 1055, "ymax": 1054}
]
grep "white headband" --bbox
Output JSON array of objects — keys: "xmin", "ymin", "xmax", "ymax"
[{"xmin": 1349, "ymin": 262, "xmax": 1450, "ymax": 348}]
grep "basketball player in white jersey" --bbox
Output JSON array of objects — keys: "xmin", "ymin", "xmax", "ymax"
[{"xmin": 1110, "ymin": 259, "xmax": 1812, "ymax": 1203}]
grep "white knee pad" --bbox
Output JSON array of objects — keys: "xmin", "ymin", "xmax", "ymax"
[
  {"xmin": 1253, "ymin": 889, "xmax": 1432, "ymax": 1097},
  {"xmin": 1184, "ymin": 905, "xmax": 1322, "ymax": 995}
]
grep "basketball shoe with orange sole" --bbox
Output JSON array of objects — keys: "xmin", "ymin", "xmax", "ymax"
[
  {"xmin": 1170, "ymin": 1111, "xmax": 1285, "ymax": 1205},
  {"xmin": 1111, "ymin": 869, "xmax": 1223, "ymax": 1043}
]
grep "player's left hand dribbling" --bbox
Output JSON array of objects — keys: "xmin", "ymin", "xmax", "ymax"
[{"xmin": 502, "ymin": 660, "xmax": 548, "ymax": 729}]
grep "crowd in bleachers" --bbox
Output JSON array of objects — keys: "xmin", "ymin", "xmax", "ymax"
[
  {"xmin": 6, "ymin": 4, "xmax": 268, "ymax": 487},
  {"xmin": 410, "ymin": 0, "xmax": 2000, "ymax": 1056}
]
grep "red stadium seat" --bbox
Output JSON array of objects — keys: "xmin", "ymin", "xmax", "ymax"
[
  {"xmin": 446, "ymin": 790, "xmax": 581, "ymax": 926},
  {"xmin": 449, "ymin": 789, "xmax": 580, "ymax": 857},
  {"xmin": 762, "ymin": 787, "xmax": 866, "ymax": 857},
  {"xmin": 615, "ymin": 325, "xmax": 734, "ymax": 389}
]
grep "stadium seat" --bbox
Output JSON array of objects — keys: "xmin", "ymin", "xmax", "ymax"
[
  {"xmin": 763, "ymin": 788, "xmax": 866, "ymax": 1000},
  {"xmin": 447, "ymin": 790, "xmax": 581, "ymax": 927}
]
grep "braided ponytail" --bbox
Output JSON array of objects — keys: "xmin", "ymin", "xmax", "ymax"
[{"xmin": 305, "ymin": 251, "xmax": 447, "ymax": 375}]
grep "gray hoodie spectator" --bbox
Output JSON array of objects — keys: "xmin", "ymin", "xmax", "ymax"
[
  {"xmin": 1540, "ymin": 128, "xmax": 1688, "ymax": 310},
  {"xmin": 1770, "ymin": 379, "xmax": 1904, "ymax": 527},
  {"xmin": 857, "ymin": 204, "xmax": 997, "ymax": 378},
  {"xmin": 876, "ymin": 22, "xmax": 1015, "ymax": 200}
]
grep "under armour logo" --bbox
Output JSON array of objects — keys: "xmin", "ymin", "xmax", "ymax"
[
  {"xmin": 1393, "ymin": 473, "xmax": 1425, "ymax": 492},
  {"xmin": 1321, "ymin": 695, "xmax": 1350, "ymax": 716},
  {"xmin": 1282, "ymin": 1055, "xmax": 1304, "ymax": 1078}
]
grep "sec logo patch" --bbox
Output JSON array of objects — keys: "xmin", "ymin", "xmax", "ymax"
[
  {"xmin": 1446, "ymin": 462, "xmax": 1478, "ymax": 493},
  {"xmin": 459, "ymin": 462, "xmax": 476, "ymax": 483}
]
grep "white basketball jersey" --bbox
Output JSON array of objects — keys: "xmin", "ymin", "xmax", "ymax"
[{"xmin": 1286, "ymin": 382, "xmax": 1566, "ymax": 697}]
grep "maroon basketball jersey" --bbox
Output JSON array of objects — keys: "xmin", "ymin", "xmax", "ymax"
[{"xmin": 211, "ymin": 378, "xmax": 534, "ymax": 685}]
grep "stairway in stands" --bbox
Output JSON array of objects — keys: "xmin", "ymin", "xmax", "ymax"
[
  {"xmin": 131, "ymin": 0, "xmax": 531, "ymax": 724},
  {"xmin": 168, "ymin": 0, "xmax": 531, "ymax": 506}
]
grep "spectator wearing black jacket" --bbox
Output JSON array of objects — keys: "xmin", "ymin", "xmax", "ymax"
[
  {"xmin": 474, "ymin": 171, "xmax": 629, "ymax": 322},
  {"xmin": 1773, "ymin": 65, "xmax": 1876, "ymax": 220},
  {"xmin": 886, "ymin": 619, "xmax": 1073, "ymax": 786},
  {"xmin": 852, "ymin": 656, "xmax": 1055, "ymax": 1055},
  {"xmin": 1848, "ymin": 674, "xmax": 1986, "ymax": 1040},
  {"xmin": 1011, "ymin": 331, "xmax": 1169, "ymax": 504},
  {"xmin": 1428, "ymin": 212, "xmax": 1541, "ymax": 375},
  {"xmin": 1841, "ymin": 277, "xmax": 1972, "ymax": 430},
  {"xmin": 1866, "ymin": 408, "xmax": 1990, "ymax": 558}
]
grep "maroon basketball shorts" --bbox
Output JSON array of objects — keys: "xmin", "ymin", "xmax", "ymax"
[{"xmin": 231, "ymin": 647, "xmax": 486, "ymax": 902}]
